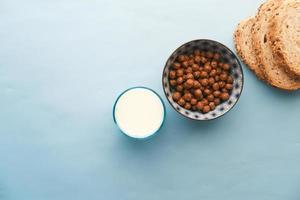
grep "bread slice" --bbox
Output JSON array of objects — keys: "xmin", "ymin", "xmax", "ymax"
[
  {"xmin": 234, "ymin": 18, "xmax": 265, "ymax": 80},
  {"xmin": 269, "ymin": 0, "xmax": 300, "ymax": 77},
  {"xmin": 252, "ymin": 0, "xmax": 300, "ymax": 90}
]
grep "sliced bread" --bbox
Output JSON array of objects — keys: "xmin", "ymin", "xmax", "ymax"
[
  {"xmin": 252, "ymin": 0, "xmax": 300, "ymax": 90},
  {"xmin": 234, "ymin": 18, "xmax": 265, "ymax": 80},
  {"xmin": 269, "ymin": 0, "xmax": 300, "ymax": 77}
]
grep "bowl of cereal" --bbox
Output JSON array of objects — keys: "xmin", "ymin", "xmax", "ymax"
[{"xmin": 162, "ymin": 39, "xmax": 244, "ymax": 120}]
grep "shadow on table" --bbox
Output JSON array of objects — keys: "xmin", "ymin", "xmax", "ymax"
[
  {"xmin": 243, "ymin": 63, "xmax": 300, "ymax": 98},
  {"xmin": 262, "ymin": 84, "xmax": 300, "ymax": 99}
]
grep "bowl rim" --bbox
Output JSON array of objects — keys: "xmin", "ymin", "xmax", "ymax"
[
  {"xmin": 162, "ymin": 39, "xmax": 244, "ymax": 121},
  {"xmin": 113, "ymin": 86, "xmax": 166, "ymax": 139}
]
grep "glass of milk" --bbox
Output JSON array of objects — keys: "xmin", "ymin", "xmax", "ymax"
[{"xmin": 113, "ymin": 87, "xmax": 165, "ymax": 139}]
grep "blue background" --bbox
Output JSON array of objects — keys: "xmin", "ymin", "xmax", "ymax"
[{"xmin": 1, "ymin": 0, "xmax": 300, "ymax": 199}]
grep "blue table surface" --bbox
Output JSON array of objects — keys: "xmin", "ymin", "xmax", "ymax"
[{"xmin": 1, "ymin": 0, "xmax": 300, "ymax": 199}]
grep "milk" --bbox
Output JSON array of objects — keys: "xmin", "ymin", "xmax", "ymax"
[{"xmin": 114, "ymin": 88, "xmax": 165, "ymax": 139}]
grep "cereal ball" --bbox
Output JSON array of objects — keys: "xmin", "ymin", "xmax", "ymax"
[
  {"xmin": 194, "ymin": 89, "xmax": 203, "ymax": 99},
  {"xmin": 203, "ymin": 105, "xmax": 211, "ymax": 113},
  {"xmin": 183, "ymin": 93, "xmax": 193, "ymax": 102},
  {"xmin": 214, "ymin": 98, "xmax": 221, "ymax": 105},
  {"xmin": 227, "ymin": 76, "xmax": 234, "ymax": 84},
  {"xmin": 172, "ymin": 92, "xmax": 181, "ymax": 101},
  {"xmin": 212, "ymin": 83, "xmax": 220, "ymax": 91},
  {"xmin": 184, "ymin": 103, "xmax": 192, "ymax": 110},
  {"xmin": 218, "ymin": 81, "xmax": 226, "ymax": 88},
  {"xmin": 202, "ymin": 99, "xmax": 209, "ymax": 105},
  {"xmin": 177, "ymin": 69, "xmax": 184, "ymax": 77},
  {"xmin": 207, "ymin": 94, "xmax": 214, "ymax": 102},
  {"xmin": 200, "ymin": 71, "xmax": 208, "ymax": 78},
  {"xmin": 210, "ymin": 69, "xmax": 217, "ymax": 77},
  {"xmin": 188, "ymin": 59, "xmax": 194, "ymax": 66},
  {"xmin": 200, "ymin": 57, "xmax": 207, "ymax": 64},
  {"xmin": 222, "ymin": 63, "xmax": 231, "ymax": 71},
  {"xmin": 194, "ymin": 56, "xmax": 201, "ymax": 63},
  {"xmin": 213, "ymin": 90, "xmax": 221, "ymax": 98},
  {"xmin": 213, "ymin": 53, "xmax": 221, "ymax": 60},
  {"xmin": 192, "ymin": 64, "xmax": 200, "ymax": 71},
  {"xmin": 177, "ymin": 55, "xmax": 186, "ymax": 62},
  {"xmin": 186, "ymin": 73, "xmax": 194, "ymax": 80},
  {"xmin": 209, "ymin": 102, "xmax": 216, "ymax": 110},
  {"xmin": 184, "ymin": 79, "xmax": 194, "ymax": 89},
  {"xmin": 225, "ymin": 83, "xmax": 233, "ymax": 90},
  {"xmin": 190, "ymin": 98, "xmax": 198, "ymax": 106},
  {"xmin": 211, "ymin": 61, "xmax": 218, "ymax": 68},
  {"xmin": 173, "ymin": 62, "xmax": 181, "ymax": 69},
  {"xmin": 206, "ymin": 51, "xmax": 214, "ymax": 59},
  {"xmin": 170, "ymin": 80, "xmax": 177, "ymax": 87},
  {"xmin": 215, "ymin": 75, "xmax": 220, "ymax": 81},
  {"xmin": 177, "ymin": 77, "xmax": 184, "ymax": 85},
  {"xmin": 185, "ymin": 67, "xmax": 193, "ymax": 74},
  {"xmin": 182, "ymin": 61, "xmax": 189, "ymax": 68},
  {"xmin": 169, "ymin": 70, "xmax": 176, "ymax": 79},
  {"xmin": 204, "ymin": 88, "xmax": 211, "ymax": 96},
  {"xmin": 193, "ymin": 71, "xmax": 201, "ymax": 79},
  {"xmin": 176, "ymin": 85, "xmax": 184, "ymax": 92},
  {"xmin": 220, "ymin": 73, "xmax": 228, "ymax": 81},
  {"xmin": 220, "ymin": 93, "xmax": 230, "ymax": 101},
  {"xmin": 203, "ymin": 61, "xmax": 210, "ymax": 67},
  {"xmin": 208, "ymin": 77, "xmax": 215, "ymax": 85},
  {"xmin": 218, "ymin": 62, "xmax": 224, "ymax": 68},
  {"xmin": 194, "ymin": 50, "xmax": 201, "ymax": 56},
  {"xmin": 196, "ymin": 102, "xmax": 204, "ymax": 111},
  {"xmin": 193, "ymin": 80, "xmax": 201, "ymax": 89},
  {"xmin": 204, "ymin": 65, "xmax": 212, "ymax": 73},
  {"xmin": 216, "ymin": 68, "xmax": 222, "ymax": 75},
  {"xmin": 200, "ymin": 78, "xmax": 209, "ymax": 87},
  {"xmin": 178, "ymin": 98, "xmax": 186, "ymax": 106}
]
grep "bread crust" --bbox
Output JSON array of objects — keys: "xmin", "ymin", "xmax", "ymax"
[{"xmin": 234, "ymin": 18, "xmax": 265, "ymax": 80}]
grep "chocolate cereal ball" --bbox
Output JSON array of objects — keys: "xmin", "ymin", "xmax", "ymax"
[
  {"xmin": 176, "ymin": 85, "xmax": 184, "ymax": 92},
  {"xmin": 169, "ymin": 70, "xmax": 176, "ymax": 79},
  {"xmin": 220, "ymin": 93, "xmax": 230, "ymax": 101},
  {"xmin": 203, "ymin": 105, "xmax": 211, "ymax": 113},
  {"xmin": 196, "ymin": 102, "xmax": 204, "ymax": 111},
  {"xmin": 183, "ymin": 93, "xmax": 193, "ymax": 102},
  {"xmin": 172, "ymin": 92, "xmax": 181, "ymax": 101},
  {"xmin": 178, "ymin": 98, "xmax": 186, "ymax": 106},
  {"xmin": 170, "ymin": 80, "xmax": 177, "ymax": 87},
  {"xmin": 190, "ymin": 98, "xmax": 198, "ymax": 106},
  {"xmin": 193, "ymin": 80, "xmax": 201, "ymax": 89},
  {"xmin": 173, "ymin": 62, "xmax": 181, "ymax": 69},
  {"xmin": 194, "ymin": 89, "xmax": 203, "ymax": 99},
  {"xmin": 209, "ymin": 102, "xmax": 216, "ymax": 110},
  {"xmin": 177, "ymin": 77, "xmax": 184, "ymax": 85},
  {"xmin": 184, "ymin": 103, "xmax": 192, "ymax": 110}
]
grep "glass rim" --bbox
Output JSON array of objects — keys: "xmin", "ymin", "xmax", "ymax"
[{"xmin": 112, "ymin": 86, "xmax": 166, "ymax": 140}]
